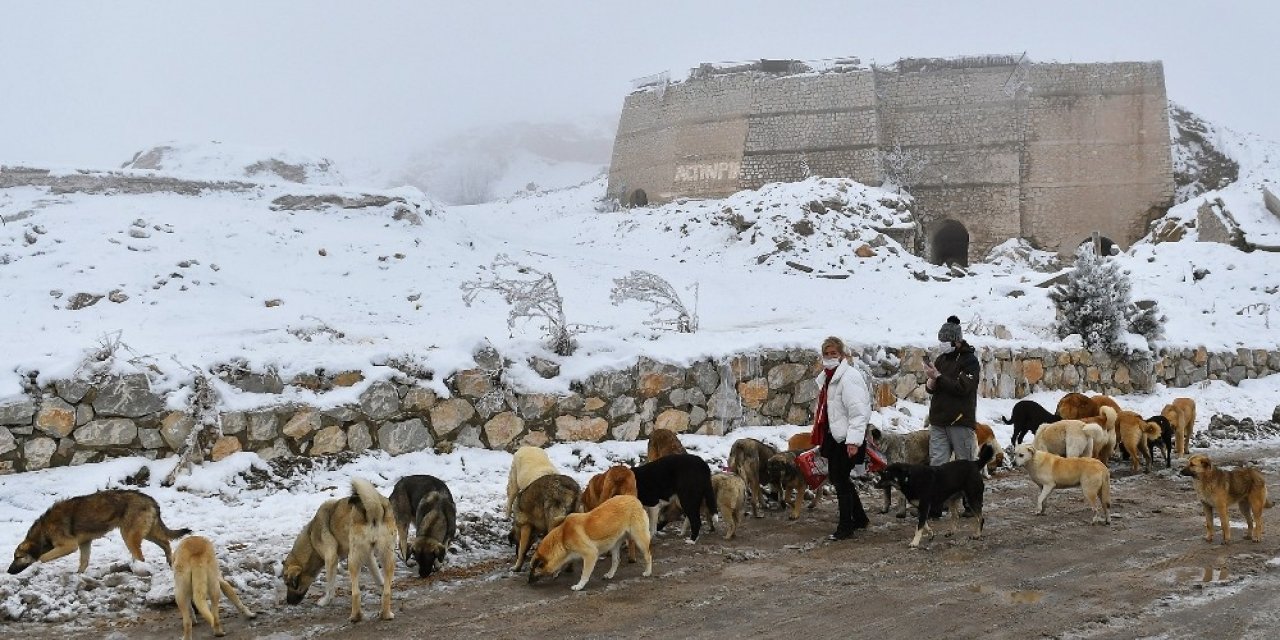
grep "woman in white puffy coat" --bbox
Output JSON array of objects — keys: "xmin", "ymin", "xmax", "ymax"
[{"xmin": 811, "ymin": 336, "xmax": 872, "ymax": 540}]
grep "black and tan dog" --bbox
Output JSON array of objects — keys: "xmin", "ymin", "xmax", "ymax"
[
  {"xmin": 1180, "ymin": 454, "xmax": 1272, "ymax": 544},
  {"xmin": 282, "ymin": 478, "xmax": 396, "ymax": 622},
  {"xmin": 633, "ymin": 453, "xmax": 716, "ymax": 542},
  {"xmin": 728, "ymin": 437, "xmax": 778, "ymax": 518},
  {"xmin": 510, "ymin": 474, "xmax": 581, "ymax": 571},
  {"xmin": 1003, "ymin": 399, "xmax": 1061, "ymax": 446},
  {"xmin": 173, "ymin": 535, "xmax": 256, "ymax": 640},
  {"xmin": 875, "ymin": 445, "xmax": 994, "ymax": 548},
  {"xmin": 8, "ymin": 489, "xmax": 190, "ymax": 575},
  {"xmin": 389, "ymin": 474, "xmax": 457, "ymax": 578},
  {"xmin": 1145, "ymin": 414, "xmax": 1175, "ymax": 469},
  {"xmin": 766, "ymin": 450, "xmax": 818, "ymax": 521}
]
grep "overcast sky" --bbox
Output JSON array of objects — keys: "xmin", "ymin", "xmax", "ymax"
[{"xmin": 2, "ymin": 0, "xmax": 1275, "ymax": 172}]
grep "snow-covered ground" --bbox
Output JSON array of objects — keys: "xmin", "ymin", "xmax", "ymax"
[{"xmin": 2, "ymin": 374, "xmax": 1279, "ymax": 624}]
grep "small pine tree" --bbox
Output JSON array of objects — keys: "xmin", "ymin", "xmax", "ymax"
[
  {"xmin": 1127, "ymin": 300, "xmax": 1165, "ymax": 344},
  {"xmin": 1050, "ymin": 245, "xmax": 1131, "ymax": 356}
]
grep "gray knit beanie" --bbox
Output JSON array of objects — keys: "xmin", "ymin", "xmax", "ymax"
[{"xmin": 938, "ymin": 315, "xmax": 962, "ymax": 343}]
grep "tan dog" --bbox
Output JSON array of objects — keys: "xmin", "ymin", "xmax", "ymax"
[
  {"xmin": 173, "ymin": 536, "xmax": 255, "ymax": 640},
  {"xmin": 1091, "ymin": 394, "xmax": 1121, "ymax": 415},
  {"xmin": 511, "ymin": 474, "xmax": 581, "ymax": 571},
  {"xmin": 282, "ymin": 478, "xmax": 396, "ymax": 622},
  {"xmin": 1180, "ymin": 454, "xmax": 1271, "ymax": 544},
  {"xmin": 1032, "ymin": 419, "xmax": 1107, "ymax": 459},
  {"xmin": 647, "ymin": 428, "xmax": 687, "ymax": 461},
  {"xmin": 527, "ymin": 495, "xmax": 653, "ymax": 591},
  {"xmin": 703, "ymin": 472, "xmax": 747, "ymax": 540},
  {"xmin": 7, "ymin": 489, "xmax": 190, "ymax": 575},
  {"xmin": 786, "ymin": 432, "xmax": 813, "ymax": 452},
  {"xmin": 728, "ymin": 437, "xmax": 779, "ymax": 518},
  {"xmin": 974, "ymin": 423, "xmax": 1005, "ymax": 473},
  {"xmin": 1116, "ymin": 411, "xmax": 1163, "ymax": 473},
  {"xmin": 581, "ymin": 465, "xmax": 639, "ymax": 562},
  {"xmin": 1080, "ymin": 405, "xmax": 1119, "ymax": 461},
  {"xmin": 1163, "ymin": 398, "xmax": 1197, "ymax": 457},
  {"xmin": 506, "ymin": 446, "xmax": 558, "ymax": 517},
  {"xmin": 1010, "ymin": 445, "xmax": 1111, "ymax": 525}
]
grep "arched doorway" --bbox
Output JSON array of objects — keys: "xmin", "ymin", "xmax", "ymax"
[
  {"xmin": 930, "ymin": 219, "xmax": 969, "ymax": 266},
  {"xmin": 628, "ymin": 189, "xmax": 649, "ymax": 207}
]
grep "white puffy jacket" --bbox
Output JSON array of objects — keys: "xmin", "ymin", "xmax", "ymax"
[{"xmin": 815, "ymin": 360, "xmax": 872, "ymax": 445}]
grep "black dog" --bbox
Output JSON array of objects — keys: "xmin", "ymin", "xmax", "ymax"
[
  {"xmin": 874, "ymin": 445, "xmax": 994, "ymax": 548},
  {"xmin": 632, "ymin": 453, "xmax": 716, "ymax": 542},
  {"xmin": 1145, "ymin": 414, "xmax": 1174, "ymax": 469},
  {"xmin": 389, "ymin": 475, "xmax": 457, "ymax": 577},
  {"xmin": 1002, "ymin": 400, "xmax": 1061, "ymax": 446}
]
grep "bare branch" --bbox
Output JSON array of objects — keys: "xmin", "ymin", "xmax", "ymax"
[{"xmin": 610, "ymin": 270, "xmax": 699, "ymax": 333}]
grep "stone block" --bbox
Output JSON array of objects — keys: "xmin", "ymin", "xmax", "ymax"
[
  {"xmin": 484, "ymin": 412, "xmax": 525, "ymax": 449},
  {"xmin": 160, "ymin": 412, "xmax": 196, "ymax": 449},
  {"xmin": 55, "ymin": 379, "xmax": 92, "ymax": 403},
  {"xmin": 360, "ymin": 381, "xmax": 401, "ymax": 420},
  {"xmin": 403, "ymin": 388, "xmax": 437, "ymax": 412},
  {"xmin": 737, "ymin": 378, "xmax": 769, "ymax": 410},
  {"xmin": 310, "ymin": 425, "xmax": 347, "ymax": 455},
  {"xmin": 347, "ymin": 422, "xmax": 372, "ymax": 453},
  {"xmin": 210, "ymin": 436, "xmax": 242, "ymax": 461},
  {"xmin": 283, "ymin": 410, "xmax": 321, "ymax": 439},
  {"xmin": 36, "ymin": 398, "xmax": 77, "ymax": 438},
  {"xmin": 92, "ymin": 375, "xmax": 164, "ymax": 417},
  {"xmin": 0, "ymin": 398, "xmax": 37, "ymax": 425},
  {"xmin": 247, "ymin": 411, "xmax": 278, "ymax": 442},
  {"xmin": 75, "ymin": 418, "xmax": 138, "ymax": 446},
  {"xmin": 430, "ymin": 398, "xmax": 476, "ymax": 437},
  {"xmin": 767, "ymin": 363, "xmax": 808, "ymax": 389},
  {"xmin": 554, "ymin": 416, "xmax": 608, "ymax": 442},
  {"xmin": 377, "ymin": 419, "xmax": 433, "ymax": 456},
  {"xmin": 654, "ymin": 409, "xmax": 691, "ymax": 433}
]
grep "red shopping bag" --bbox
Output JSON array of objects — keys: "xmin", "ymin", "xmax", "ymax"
[{"xmin": 795, "ymin": 447, "xmax": 828, "ymax": 490}]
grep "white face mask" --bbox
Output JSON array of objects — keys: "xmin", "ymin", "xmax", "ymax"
[
  {"xmin": 822, "ymin": 357, "xmax": 841, "ymax": 370},
  {"xmin": 939, "ymin": 342, "xmax": 955, "ymax": 355}
]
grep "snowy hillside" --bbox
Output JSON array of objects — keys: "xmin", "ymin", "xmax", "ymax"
[{"xmin": 120, "ymin": 142, "xmax": 346, "ymax": 186}]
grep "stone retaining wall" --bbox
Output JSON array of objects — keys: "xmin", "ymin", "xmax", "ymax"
[{"xmin": 2, "ymin": 346, "xmax": 1276, "ymax": 473}]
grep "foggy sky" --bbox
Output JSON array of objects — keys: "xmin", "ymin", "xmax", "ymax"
[{"xmin": 2, "ymin": 0, "xmax": 1275, "ymax": 172}]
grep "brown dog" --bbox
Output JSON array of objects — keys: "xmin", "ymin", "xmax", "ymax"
[
  {"xmin": 510, "ymin": 474, "xmax": 581, "ymax": 572},
  {"xmin": 173, "ymin": 536, "xmax": 256, "ymax": 640},
  {"xmin": 974, "ymin": 423, "xmax": 1005, "ymax": 473},
  {"xmin": 1180, "ymin": 454, "xmax": 1271, "ymax": 544},
  {"xmin": 506, "ymin": 446, "xmax": 558, "ymax": 517},
  {"xmin": 787, "ymin": 432, "xmax": 813, "ymax": 452},
  {"xmin": 581, "ymin": 465, "xmax": 639, "ymax": 562},
  {"xmin": 1116, "ymin": 411, "xmax": 1163, "ymax": 473},
  {"xmin": 1056, "ymin": 392, "xmax": 1095, "ymax": 420},
  {"xmin": 766, "ymin": 451, "xmax": 815, "ymax": 520},
  {"xmin": 703, "ymin": 472, "xmax": 748, "ymax": 540},
  {"xmin": 1163, "ymin": 398, "xmax": 1197, "ymax": 457},
  {"xmin": 647, "ymin": 428, "xmax": 687, "ymax": 461},
  {"xmin": 729, "ymin": 437, "xmax": 779, "ymax": 518}
]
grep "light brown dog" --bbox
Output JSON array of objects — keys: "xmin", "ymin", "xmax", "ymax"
[
  {"xmin": 1056, "ymin": 392, "xmax": 1095, "ymax": 420},
  {"xmin": 581, "ymin": 465, "xmax": 639, "ymax": 562},
  {"xmin": 729, "ymin": 437, "xmax": 779, "ymax": 518},
  {"xmin": 787, "ymin": 432, "xmax": 813, "ymax": 452},
  {"xmin": 1116, "ymin": 411, "xmax": 1163, "ymax": 473},
  {"xmin": 974, "ymin": 423, "xmax": 1005, "ymax": 473},
  {"xmin": 1163, "ymin": 398, "xmax": 1197, "ymax": 457},
  {"xmin": 703, "ymin": 472, "xmax": 747, "ymax": 540},
  {"xmin": 1032, "ymin": 419, "xmax": 1107, "ymax": 459},
  {"xmin": 173, "ymin": 536, "xmax": 255, "ymax": 640},
  {"xmin": 766, "ymin": 451, "xmax": 815, "ymax": 520},
  {"xmin": 282, "ymin": 478, "xmax": 396, "ymax": 622},
  {"xmin": 1091, "ymin": 395, "xmax": 1121, "ymax": 415},
  {"xmin": 1180, "ymin": 454, "xmax": 1271, "ymax": 544},
  {"xmin": 1080, "ymin": 405, "xmax": 1119, "ymax": 461},
  {"xmin": 1010, "ymin": 444, "xmax": 1111, "ymax": 525},
  {"xmin": 506, "ymin": 446, "xmax": 559, "ymax": 517},
  {"xmin": 647, "ymin": 428, "xmax": 687, "ymax": 461},
  {"xmin": 527, "ymin": 495, "xmax": 653, "ymax": 591}
]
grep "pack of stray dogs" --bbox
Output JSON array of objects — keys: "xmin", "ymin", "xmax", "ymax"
[{"xmin": 5, "ymin": 395, "xmax": 1273, "ymax": 635}]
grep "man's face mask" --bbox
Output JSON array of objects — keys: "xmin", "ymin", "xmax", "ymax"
[{"xmin": 939, "ymin": 341, "xmax": 956, "ymax": 355}]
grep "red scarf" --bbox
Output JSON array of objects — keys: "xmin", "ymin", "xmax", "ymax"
[{"xmin": 810, "ymin": 368, "xmax": 836, "ymax": 446}]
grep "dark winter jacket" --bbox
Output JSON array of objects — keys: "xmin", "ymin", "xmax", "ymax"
[{"xmin": 926, "ymin": 341, "xmax": 980, "ymax": 429}]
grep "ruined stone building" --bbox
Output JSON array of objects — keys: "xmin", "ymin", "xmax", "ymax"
[{"xmin": 607, "ymin": 55, "xmax": 1175, "ymax": 264}]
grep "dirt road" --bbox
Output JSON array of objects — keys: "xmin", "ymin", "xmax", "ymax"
[{"xmin": 14, "ymin": 446, "xmax": 1280, "ymax": 640}]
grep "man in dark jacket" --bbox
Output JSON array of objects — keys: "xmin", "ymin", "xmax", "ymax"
[{"xmin": 925, "ymin": 315, "xmax": 980, "ymax": 466}]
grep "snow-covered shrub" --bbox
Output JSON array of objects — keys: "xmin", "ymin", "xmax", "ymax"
[
  {"xmin": 461, "ymin": 255, "xmax": 577, "ymax": 356},
  {"xmin": 1050, "ymin": 245, "xmax": 1136, "ymax": 356},
  {"xmin": 610, "ymin": 270, "xmax": 698, "ymax": 333}
]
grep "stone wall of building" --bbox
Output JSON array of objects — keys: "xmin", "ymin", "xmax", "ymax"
[
  {"xmin": 608, "ymin": 56, "xmax": 1175, "ymax": 261},
  {"xmin": 3, "ymin": 345, "xmax": 1275, "ymax": 474}
]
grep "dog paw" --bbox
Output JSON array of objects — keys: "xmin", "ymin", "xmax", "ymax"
[
  {"xmin": 380, "ymin": 611, "xmax": 395, "ymax": 621},
  {"xmin": 349, "ymin": 611, "xmax": 363, "ymax": 623},
  {"xmin": 571, "ymin": 584, "xmax": 585, "ymax": 592},
  {"xmin": 684, "ymin": 538, "xmax": 696, "ymax": 545},
  {"xmin": 129, "ymin": 560, "xmax": 152, "ymax": 577},
  {"xmin": 245, "ymin": 611, "xmax": 258, "ymax": 619},
  {"xmin": 318, "ymin": 596, "xmax": 332, "ymax": 607}
]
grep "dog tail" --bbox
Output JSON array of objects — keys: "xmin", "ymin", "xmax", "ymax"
[
  {"xmin": 1100, "ymin": 476, "xmax": 1111, "ymax": 510},
  {"xmin": 1099, "ymin": 406, "xmax": 1118, "ymax": 431},
  {"xmin": 976, "ymin": 443, "xmax": 996, "ymax": 468},
  {"xmin": 1000, "ymin": 415, "xmax": 1014, "ymax": 425},
  {"xmin": 350, "ymin": 477, "xmax": 389, "ymax": 528}
]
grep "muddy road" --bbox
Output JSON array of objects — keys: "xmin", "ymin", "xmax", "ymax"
[{"xmin": 14, "ymin": 446, "xmax": 1280, "ymax": 640}]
